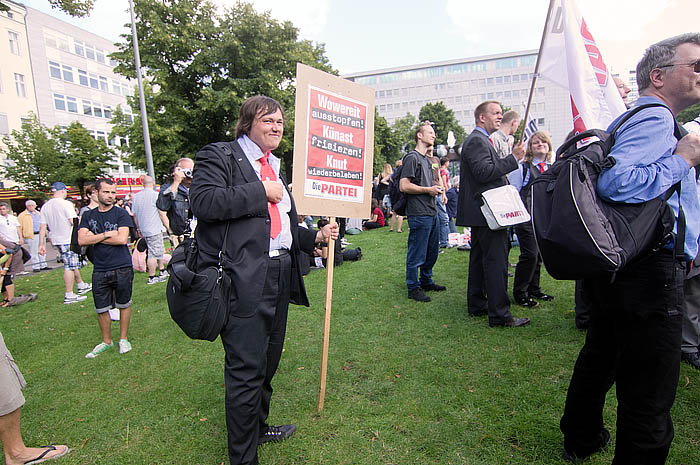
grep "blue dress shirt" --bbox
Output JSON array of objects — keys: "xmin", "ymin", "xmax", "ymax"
[{"xmin": 597, "ymin": 96, "xmax": 700, "ymax": 260}]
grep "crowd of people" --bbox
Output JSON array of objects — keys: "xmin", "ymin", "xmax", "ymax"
[{"xmin": 1, "ymin": 32, "xmax": 700, "ymax": 465}]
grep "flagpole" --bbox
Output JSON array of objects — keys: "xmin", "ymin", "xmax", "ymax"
[{"xmin": 519, "ymin": 0, "xmax": 556, "ymax": 144}]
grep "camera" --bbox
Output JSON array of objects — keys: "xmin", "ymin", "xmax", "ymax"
[{"xmin": 181, "ymin": 168, "xmax": 193, "ymax": 178}]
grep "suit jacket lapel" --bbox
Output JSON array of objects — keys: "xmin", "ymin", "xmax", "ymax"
[{"xmin": 228, "ymin": 140, "xmax": 259, "ymax": 184}]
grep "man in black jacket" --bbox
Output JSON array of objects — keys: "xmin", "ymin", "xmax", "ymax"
[
  {"xmin": 189, "ymin": 95, "xmax": 338, "ymax": 465},
  {"xmin": 456, "ymin": 100, "xmax": 529, "ymax": 327}
]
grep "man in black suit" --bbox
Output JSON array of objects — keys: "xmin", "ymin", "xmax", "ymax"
[
  {"xmin": 456, "ymin": 100, "xmax": 530, "ymax": 328},
  {"xmin": 189, "ymin": 95, "xmax": 338, "ymax": 465}
]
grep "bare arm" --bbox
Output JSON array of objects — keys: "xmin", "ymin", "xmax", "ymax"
[
  {"xmin": 38, "ymin": 224, "xmax": 48, "ymax": 255},
  {"xmin": 399, "ymin": 177, "xmax": 441, "ymax": 196},
  {"xmin": 158, "ymin": 210, "xmax": 171, "ymax": 234}
]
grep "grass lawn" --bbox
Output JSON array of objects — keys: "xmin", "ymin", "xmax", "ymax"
[{"xmin": 1, "ymin": 227, "xmax": 699, "ymax": 465}]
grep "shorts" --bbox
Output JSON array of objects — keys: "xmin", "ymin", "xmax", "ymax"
[
  {"xmin": 0, "ymin": 332, "xmax": 26, "ymax": 415},
  {"xmin": 56, "ymin": 244, "xmax": 82, "ymax": 271},
  {"xmin": 144, "ymin": 234, "xmax": 165, "ymax": 259},
  {"xmin": 92, "ymin": 267, "xmax": 134, "ymax": 314}
]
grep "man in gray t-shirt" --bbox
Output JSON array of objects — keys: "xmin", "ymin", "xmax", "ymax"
[
  {"xmin": 131, "ymin": 176, "xmax": 168, "ymax": 284},
  {"xmin": 399, "ymin": 121, "xmax": 446, "ymax": 302}
]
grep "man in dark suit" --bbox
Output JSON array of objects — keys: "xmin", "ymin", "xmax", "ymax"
[
  {"xmin": 456, "ymin": 100, "xmax": 530, "ymax": 328},
  {"xmin": 189, "ymin": 95, "xmax": 338, "ymax": 465}
]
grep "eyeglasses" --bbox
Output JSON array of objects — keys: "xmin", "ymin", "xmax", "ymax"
[{"xmin": 657, "ymin": 59, "xmax": 700, "ymax": 73}]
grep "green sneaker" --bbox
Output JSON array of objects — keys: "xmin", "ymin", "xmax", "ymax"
[{"xmin": 85, "ymin": 341, "xmax": 113, "ymax": 359}]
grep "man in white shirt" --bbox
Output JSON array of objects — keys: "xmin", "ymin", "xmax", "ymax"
[
  {"xmin": 131, "ymin": 176, "xmax": 168, "ymax": 284},
  {"xmin": 0, "ymin": 203, "xmax": 23, "ymax": 247},
  {"xmin": 38, "ymin": 182, "xmax": 91, "ymax": 304}
]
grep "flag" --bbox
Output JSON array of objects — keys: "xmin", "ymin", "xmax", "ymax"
[
  {"xmin": 538, "ymin": 0, "xmax": 626, "ymax": 134},
  {"xmin": 521, "ymin": 117, "xmax": 539, "ymax": 146}
]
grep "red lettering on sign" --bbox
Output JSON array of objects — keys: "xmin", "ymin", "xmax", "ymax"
[{"xmin": 580, "ymin": 19, "xmax": 607, "ymax": 86}]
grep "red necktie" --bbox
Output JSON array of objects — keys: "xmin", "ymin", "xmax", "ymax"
[
  {"xmin": 489, "ymin": 137, "xmax": 494, "ymax": 147},
  {"xmin": 260, "ymin": 154, "xmax": 281, "ymax": 239},
  {"xmin": 538, "ymin": 162, "xmax": 546, "ymax": 173}
]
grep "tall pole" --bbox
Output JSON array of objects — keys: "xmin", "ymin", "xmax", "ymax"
[
  {"xmin": 129, "ymin": 0, "xmax": 155, "ymax": 180},
  {"xmin": 519, "ymin": 0, "xmax": 556, "ymax": 144}
]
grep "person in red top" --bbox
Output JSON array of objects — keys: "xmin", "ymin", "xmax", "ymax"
[{"xmin": 363, "ymin": 198, "xmax": 385, "ymax": 229}]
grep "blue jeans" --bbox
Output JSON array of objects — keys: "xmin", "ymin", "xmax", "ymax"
[
  {"xmin": 435, "ymin": 195, "xmax": 449, "ymax": 247},
  {"xmin": 405, "ymin": 215, "xmax": 439, "ymax": 291}
]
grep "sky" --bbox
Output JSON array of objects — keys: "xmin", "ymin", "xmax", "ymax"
[{"xmin": 21, "ymin": 0, "xmax": 699, "ymax": 76}]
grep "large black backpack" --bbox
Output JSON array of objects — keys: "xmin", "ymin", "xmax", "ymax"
[
  {"xmin": 530, "ymin": 103, "xmax": 687, "ymax": 280},
  {"xmin": 387, "ymin": 154, "xmax": 410, "ymax": 216}
]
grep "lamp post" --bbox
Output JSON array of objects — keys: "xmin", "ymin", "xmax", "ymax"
[{"xmin": 128, "ymin": 0, "xmax": 155, "ymax": 180}]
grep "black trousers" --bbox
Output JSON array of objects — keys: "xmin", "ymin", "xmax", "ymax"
[
  {"xmin": 221, "ymin": 253, "xmax": 292, "ymax": 465},
  {"xmin": 560, "ymin": 250, "xmax": 684, "ymax": 464},
  {"xmin": 468, "ymin": 226, "xmax": 512, "ymax": 325},
  {"xmin": 512, "ymin": 223, "xmax": 542, "ymax": 300}
]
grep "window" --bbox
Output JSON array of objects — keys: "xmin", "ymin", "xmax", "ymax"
[
  {"xmin": 83, "ymin": 99, "xmax": 92, "ymax": 116},
  {"xmin": 54, "ymin": 93, "xmax": 66, "ymax": 111},
  {"xmin": 124, "ymin": 164, "xmax": 132, "ymax": 174},
  {"xmin": 455, "ymin": 96, "xmax": 462, "ymax": 103},
  {"xmin": 109, "ymin": 57, "xmax": 118, "ymax": 67},
  {"xmin": 93, "ymin": 105, "xmax": 102, "ymax": 118},
  {"xmin": 538, "ymin": 118, "xmax": 545, "ymax": 125},
  {"xmin": 95, "ymin": 131, "xmax": 106, "ymax": 143},
  {"xmin": 62, "ymin": 64, "xmax": 74, "ymax": 82},
  {"xmin": 57, "ymin": 37, "xmax": 69, "ymax": 51},
  {"xmin": 14, "ymin": 73, "xmax": 25, "ymax": 97},
  {"xmin": 85, "ymin": 43, "xmax": 95, "ymax": 60},
  {"xmin": 74, "ymin": 39, "xmax": 84, "ymax": 56},
  {"xmin": 496, "ymin": 76, "xmax": 503, "ymax": 84},
  {"xmin": 108, "ymin": 135, "xmax": 117, "ymax": 146},
  {"xmin": 7, "ymin": 12, "xmax": 13, "ymax": 20},
  {"xmin": 487, "ymin": 92, "xmax": 494, "ymax": 99},
  {"xmin": 487, "ymin": 77, "xmax": 494, "ymax": 85},
  {"xmin": 512, "ymin": 90, "xmax": 519, "ymax": 97},
  {"xmin": 521, "ymin": 74, "xmax": 528, "ymax": 81},
  {"xmin": 512, "ymin": 74, "xmax": 520, "ymax": 83},
  {"xmin": 504, "ymin": 76, "xmax": 511, "ymax": 84},
  {"xmin": 99, "ymin": 76, "xmax": 108, "ymax": 92},
  {"xmin": 504, "ymin": 90, "xmax": 511, "ymax": 98},
  {"xmin": 78, "ymin": 69, "xmax": 88, "ymax": 86},
  {"xmin": 8, "ymin": 31, "xmax": 19, "ymax": 55},
  {"xmin": 66, "ymin": 96, "xmax": 78, "ymax": 113},
  {"xmin": 49, "ymin": 61, "xmax": 62, "ymax": 79},
  {"xmin": 89, "ymin": 73, "xmax": 98, "ymax": 89},
  {"xmin": 45, "ymin": 33, "xmax": 57, "ymax": 49},
  {"xmin": 112, "ymin": 80, "xmax": 121, "ymax": 95},
  {"xmin": 378, "ymin": 90, "xmax": 385, "ymax": 97},
  {"xmin": 95, "ymin": 48, "xmax": 105, "ymax": 64},
  {"xmin": 0, "ymin": 114, "xmax": 9, "ymax": 136},
  {"xmin": 103, "ymin": 106, "xmax": 112, "ymax": 119}
]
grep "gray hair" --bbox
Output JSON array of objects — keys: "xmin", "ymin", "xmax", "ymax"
[
  {"xmin": 25, "ymin": 200, "xmax": 36, "ymax": 207},
  {"xmin": 637, "ymin": 33, "xmax": 700, "ymax": 92}
]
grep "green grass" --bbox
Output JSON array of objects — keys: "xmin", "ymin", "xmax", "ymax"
[{"xmin": 1, "ymin": 228, "xmax": 699, "ymax": 464}]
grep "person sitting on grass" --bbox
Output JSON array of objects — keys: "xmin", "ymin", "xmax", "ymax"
[
  {"xmin": 0, "ymin": 331, "xmax": 70, "ymax": 465},
  {"xmin": 363, "ymin": 198, "xmax": 385, "ymax": 230},
  {"xmin": 0, "ymin": 240, "xmax": 37, "ymax": 308}
]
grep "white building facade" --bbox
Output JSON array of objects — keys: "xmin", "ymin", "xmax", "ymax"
[{"xmin": 344, "ymin": 50, "xmax": 574, "ymax": 149}]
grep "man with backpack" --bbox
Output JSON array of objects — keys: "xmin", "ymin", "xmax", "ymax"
[
  {"xmin": 560, "ymin": 33, "xmax": 700, "ymax": 464},
  {"xmin": 399, "ymin": 121, "xmax": 446, "ymax": 303}
]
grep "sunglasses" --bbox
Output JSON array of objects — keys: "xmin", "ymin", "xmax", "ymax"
[{"xmin": 657, "ymin": 59, "xmax": 700, "ymax": 73}]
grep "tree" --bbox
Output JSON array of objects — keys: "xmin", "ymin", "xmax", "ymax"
[
  {"xmin": 0, "ymin": 116, "xmax": 67, "ymax": 198},
  {"xmin": 677, "ymin": 102, "xmax": 700, "ymax": 125},
  {"xmin": 0, "ymin": 116, "xmax": 111, "ymax": 198},
  {"xmin": 391, "ymin": 113, "xmax": 417, "ymax": 155},
  {"xmin": 110, "ymin": 0, "xmax": 334, "ymax": 178},
  {"xmin": 48, "ymin": 0, "xmax": 94, "ymax": 17},
  {"xmin": 418, "ymin": 102, "xmax": 466, "ymax": 148},
  {"xmin": 60, "ymin": 121, "xmax": 113, "ymax": 197},
  {"xmin": 372, "ymin": 111, "xmax": 401, "ymax": 175}
]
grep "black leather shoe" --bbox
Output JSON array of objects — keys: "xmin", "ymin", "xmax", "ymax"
[
  {"xmin": 259, "ymin": 424, "xmax": 296, "ymax": 445},
  {"xmin": 562, "ymin": 428, "xmax": 611, "ymax": 463},
  {"xmin": 515, "ymin": 297, "xmax": 539, "ymax": 308},
  {"xmin": 490, "ymin": 317, "xmax": 531, "ymax": 328},
  {"xmin": 531, "ymin": 292, "xmax": 554, "ymax": 301},
  {"xmin": 421, "ymin": 282, "xmax": 446, "ymax": 292},
  {"xmin": 408, "ymin": 288, "xmax": 431, "ymax": 302},
  {"xmin": 681, "ymin": 352, "xmax": 700, "ymax": 370}
]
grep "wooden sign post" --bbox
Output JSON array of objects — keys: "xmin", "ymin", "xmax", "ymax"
[{"xmin": 292, "ymin": 63, "xmax": 375, "ymax": 412}]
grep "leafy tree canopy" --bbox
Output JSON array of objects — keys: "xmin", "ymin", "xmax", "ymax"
[
  {"xmin": 0, "ymin": 116, "xmax": 111, "ymax": 199},
  {"xmin": 418, "ymin": 102, "xmax": 466, "ymax": 149},
  {"xmin": 391, "ymin": 113, "xmax": 417, "ymax": 156},
  {"xmin": 48, "ymin": 0, "xmax": 94, "ymax": 17},
  {"xmin": 678, "ymin": 102, "xmax": 700, "ymax": 125},
  {"xmin": 110, "ymin": 0, "xmax": 334, "ymax": 179}
]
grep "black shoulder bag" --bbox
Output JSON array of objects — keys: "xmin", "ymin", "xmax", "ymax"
[{"xmin": 166, "ymin": 144, "xmax": 233, "ymax": 341}]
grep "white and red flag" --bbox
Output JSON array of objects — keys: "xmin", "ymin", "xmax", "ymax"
[{"xmin": 537, "ymin": 0, "xmax": 625, "ymax": 133}]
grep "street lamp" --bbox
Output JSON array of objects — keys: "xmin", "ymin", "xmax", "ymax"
[{"xmin": 128, "ymin": 0, "xmax": 155, "ymax": 180}]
